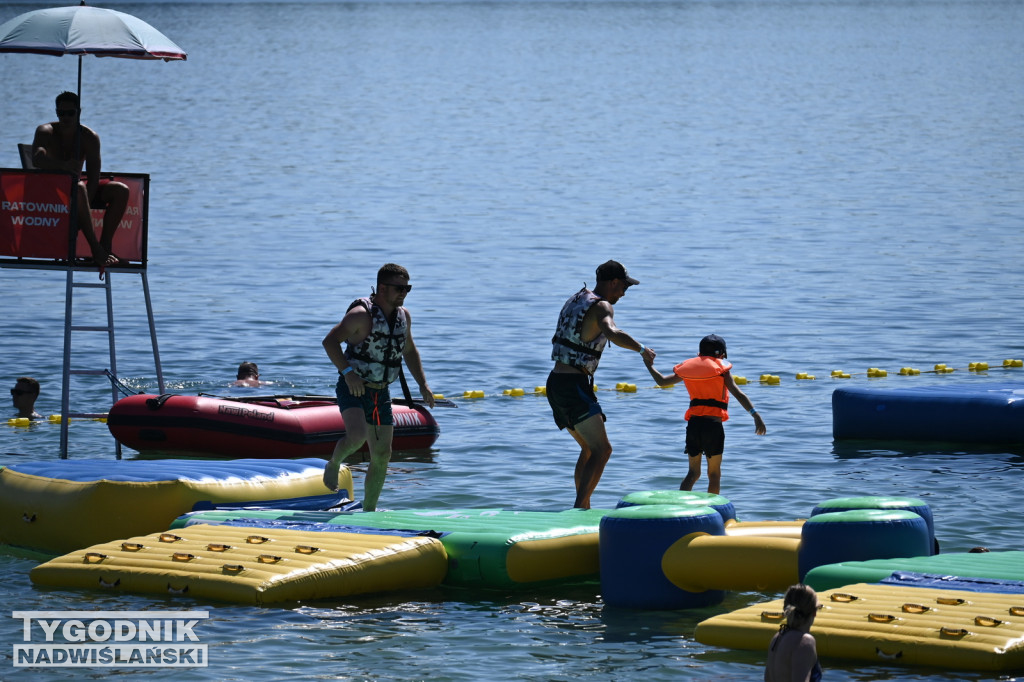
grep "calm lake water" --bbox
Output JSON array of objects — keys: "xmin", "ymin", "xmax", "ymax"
[{"xmin": 2, "ymin": 0, "xmax": 1023, "ymax": 679}]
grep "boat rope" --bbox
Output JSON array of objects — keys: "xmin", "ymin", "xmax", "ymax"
[{"xmin": 103, "ymin": 369, "xmax": 142, "ymax": 399}]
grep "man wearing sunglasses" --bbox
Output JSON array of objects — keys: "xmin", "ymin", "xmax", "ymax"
[
  {"xmin": 11, "ymin": 377, "xmax": 42, "ymax": 420},
  {"xmin": 548, "ymin": 260, "xmax": 655, "ymax": 509},
  {"xmin": 31, "ymin": 91, "xmax": 129, "ymax": 269},
  {"xmin": 322, "ymin": 263, "xmax": 435, "ymax": 510}
]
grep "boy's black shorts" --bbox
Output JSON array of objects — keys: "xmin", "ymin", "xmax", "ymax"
[{"xmin": 685, "ymin": 416, "xmax": 725, "ymax": 458}]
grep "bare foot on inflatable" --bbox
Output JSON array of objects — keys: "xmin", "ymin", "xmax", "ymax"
[{"xmin": 322, "ymin": 462, "xmax": 340, "ymax": 491}]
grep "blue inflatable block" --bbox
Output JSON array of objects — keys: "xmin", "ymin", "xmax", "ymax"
[
  {"xmin": 798, "ymin": 510, "xmax": 931, "ymax": 581},
  {"xmin": 600, "ymin": 506, "xmax": 726, "ymax": 610},
  {"xmin": 832, "ymin": 383, "xmax": 1024, "ymax": 444}
]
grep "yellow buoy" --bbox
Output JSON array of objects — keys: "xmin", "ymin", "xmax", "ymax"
[{"xmin": 734, "ymin": 376, "xmax": 747, "ymax": 385}]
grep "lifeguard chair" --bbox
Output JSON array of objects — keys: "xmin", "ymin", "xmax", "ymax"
[{"xmin": 0, "ymin": 164, "xmax": 165, "ymax": 458}]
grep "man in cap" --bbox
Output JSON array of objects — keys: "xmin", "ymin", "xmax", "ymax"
[
  {"xmin": 546, "ymin": 260, "xmax": 655, "ymax": 509},
  {"xmin": 643, "ymin": 334, "xmax": 766, "ymax": 494}
]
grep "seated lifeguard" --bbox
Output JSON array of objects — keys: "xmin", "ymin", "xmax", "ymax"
[{"xmin": 31, "ymin": 91, "xmax": 129, "ymax": 268}]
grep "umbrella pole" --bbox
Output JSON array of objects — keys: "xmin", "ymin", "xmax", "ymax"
[{"xmin": 73, "ymin": 54, "xmax": 83, "ymax": 261}]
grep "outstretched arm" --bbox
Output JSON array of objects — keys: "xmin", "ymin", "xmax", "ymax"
[
  {"xmin": 724, "ymin": 371, "xmax": 766, "ymax": 434},
  {"xmin": 402, "ymin": 312, "xmax": 435, "ymax": 408},
  {"xmin": 642, "ymin": 350, "xmax": 683, "ymax": 386},
  {"xmin": 593, "ymin": 301, "xmax": 656, "ymax": 364}
]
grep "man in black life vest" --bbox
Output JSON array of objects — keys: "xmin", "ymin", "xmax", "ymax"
[
  {"xmin": 321, "ymin": 263, "xmax": 434, "ymax": 511},
  {"xmin": 547, "ymin": 260, "xmax": 655, "ymax": 509}
]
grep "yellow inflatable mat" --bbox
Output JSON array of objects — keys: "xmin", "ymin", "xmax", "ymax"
[
  {"xmin": 695, "ymin": 582, "xmax": 1024, "ymax": 672},
  {"xmin": 0, "ymin": 458, "xmax": 350, "ymax": 555},
  {"xmin": 31, "ymin": 524, "xmax": 447, "ymax": 606}
]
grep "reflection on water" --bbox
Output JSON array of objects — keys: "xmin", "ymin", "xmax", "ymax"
[{"xmin": 832, "ymin": 440, "xmax": 1024, "ymax": 460}]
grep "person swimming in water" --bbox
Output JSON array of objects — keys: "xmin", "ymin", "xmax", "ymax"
[
  {"xmin": 764, "ymin": 583, "xmax": 822, "ymax": 682},
  {"xmin": 232, "ymin": 361, "xmax": 262, "ymax": 387}
]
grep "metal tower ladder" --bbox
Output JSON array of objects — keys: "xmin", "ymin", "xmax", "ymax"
[{"xmin": 59, "ymin": 266, "xmax": 166, "ymax": 459}]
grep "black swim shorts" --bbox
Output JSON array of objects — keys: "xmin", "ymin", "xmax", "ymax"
[
  {"xmin": 336, "ymin": 376, "xmax": 394, "ymax": 426},
  {"xmin": 546, "ymin": 371, "xmax": 604, "ymax": 430},
  {"xmin": 684, "ymin": 416, "xmax": 725, "ymax": 458}
]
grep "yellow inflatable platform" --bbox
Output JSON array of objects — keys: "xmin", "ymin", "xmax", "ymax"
[
  {"xmin": 0, "ymin": 458, "xmax": 350, "ymax": 555},
  {"xmin": 31, "ymin": 524, "xmax": 447, "ymax": 605},
  {"xmin": 695, "ymin": 582, "xmax": 1024, "ymax": 672}
]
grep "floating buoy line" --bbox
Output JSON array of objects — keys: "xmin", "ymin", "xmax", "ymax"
[
  {"xmin": 6, "ymin": 414, "xmax": 107, "ymax": 428},
  {"xmin": 447, "ymin": 359, "xmax": 1024, "ymax": 401},
  {"xmin": 8, "ymin": 360, "xmax": 1022, "ymax": 426}
]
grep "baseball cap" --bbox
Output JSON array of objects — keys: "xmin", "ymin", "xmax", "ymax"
[
  {"xmin": 699, "ymin": 334, "xmax": 727, "ymax": 358},
  {"xmin": 595, "ymin": 260, "xmax": 639, "ymax": 286}
]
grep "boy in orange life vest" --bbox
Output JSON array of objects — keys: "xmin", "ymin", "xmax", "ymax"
[{"xmin": 642, "ymin": 334, "xmax": 766, "ymax": 494}]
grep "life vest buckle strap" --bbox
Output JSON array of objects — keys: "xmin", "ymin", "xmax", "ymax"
[
  {"xmin": 689, "ymin": 398, "xmax": 728, "ymax": 410},
  {"xmin": 551, "ymin": 335, "xmax": 603, "ymax": 358}
]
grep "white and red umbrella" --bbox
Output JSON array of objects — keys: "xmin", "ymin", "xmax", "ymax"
[{"xmin": 0, "ymin": 3, "xmax": 186, "ymax": 98}]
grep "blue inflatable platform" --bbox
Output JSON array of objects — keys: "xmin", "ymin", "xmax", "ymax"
[{"xmin": 832, "ymin": 383, "xmax": 1024, "ymax": 444}]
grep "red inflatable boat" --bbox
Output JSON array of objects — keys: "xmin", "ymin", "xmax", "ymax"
[{"xmin": 107, "ymin": 393, "xmax": 440, "ymax": 458}]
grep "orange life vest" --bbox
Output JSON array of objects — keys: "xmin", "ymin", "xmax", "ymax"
[{"xmin": 674, "ymin": 356, "xmax": 733, "ymax": 421}]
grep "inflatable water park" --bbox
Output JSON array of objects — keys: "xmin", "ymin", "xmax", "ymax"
[{"xmin": 3, "ymin": 456, "xmax": 1024, "ymax": 673}]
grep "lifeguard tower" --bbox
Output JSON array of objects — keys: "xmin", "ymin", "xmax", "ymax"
[{"xmin": 0, "ymin": 164, "xmax": 164, "ymax": 458}]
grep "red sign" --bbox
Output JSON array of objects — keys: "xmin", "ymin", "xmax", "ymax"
[{"xmin": 0, "ymin": 169, "xmax": 147, "ymax": 262}]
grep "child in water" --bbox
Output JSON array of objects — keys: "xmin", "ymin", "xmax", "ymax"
[
  {"xmin": 765, "ymin": 583, "xmax": 822, "ymax": 682},
  {"xmin": 643, "ymin": 334, "xmax": 766, "ymax": 493}
]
